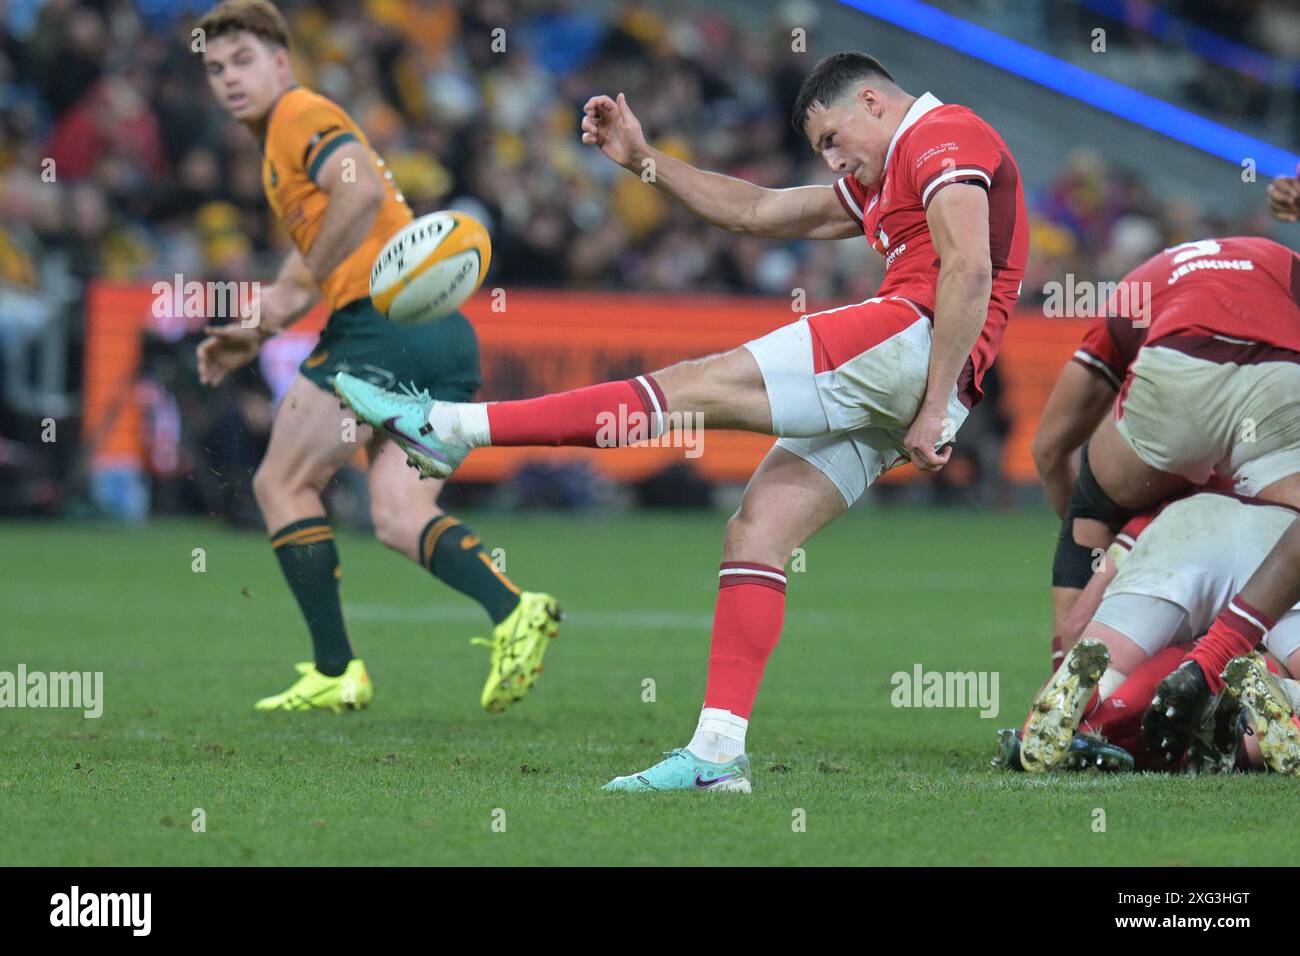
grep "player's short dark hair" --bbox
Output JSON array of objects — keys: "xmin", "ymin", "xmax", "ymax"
[
  {"xmin": 195, "ymin": 0, "xmax": 290, "ymax": 52},
  {"xmin": 791, "ymin": 52, "xmax": 896, "ymax": 137}
]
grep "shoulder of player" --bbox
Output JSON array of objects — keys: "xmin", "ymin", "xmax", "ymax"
[
  {"xmin": 891, "ymin": 106, "xmax": 1002, "ymax": 191},
  {"xmin": 266, "ymin": 87, "xmax": 362, "ymax": 174},
  {"xmin": 268, "ymin": 87, "xmax": 352, "ymax": 138},
  {"xmin": 897, "ymin": 103, "xmax": 993, "ymax": 152},
  {"xmin": 266, "ymin": 89, "xmax": 356, "ymax": 151}
]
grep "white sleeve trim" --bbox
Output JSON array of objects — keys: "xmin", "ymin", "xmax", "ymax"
[
  {"xmin": 835, "ymin": 177, "xmax": 864, "ymax": 223},
  {"xmin": 920, "ymin": 166, "xmax": 992, "ymax": 207},
  {"xmin": 1071, "ymin": 349, "xmax": 1122, "ymax": 390}
]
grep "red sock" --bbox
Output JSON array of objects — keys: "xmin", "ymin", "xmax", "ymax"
[
  {"xmin": 1083, "ymin": 645, "xmax": 1186, "ymax": 770},
  {"xmin": 485, "ymin": 375, "xmax": 666, "ymax": 447},
  {"xmin": 1188, "ymin": 597, "xmax": 1275, "ymax": 694},
  {"xmin": 702, "ymin": 563, "xmax": 787, "ymax": 719},
  {"xmin": 1050, "ymin": 637, "xmax": 1064, "ymax": 676}
]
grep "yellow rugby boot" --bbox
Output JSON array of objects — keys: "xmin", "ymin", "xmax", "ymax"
[
  {"xmin": 472, "ymin": 592, "xmax": 562, "ymax": 713},
  {"xmin": 254, "ymin": 659, "xmax": 373, "ymax": 713}
]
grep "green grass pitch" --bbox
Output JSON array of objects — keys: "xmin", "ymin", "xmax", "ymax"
[{"xmin": 1, "ymin": 506, "xmax": 1292, "ymax": 866}]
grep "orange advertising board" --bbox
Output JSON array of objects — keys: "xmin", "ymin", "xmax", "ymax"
[{"xmin": 83, "ymin": 284, "xmax": 1090, "ymax": 484}]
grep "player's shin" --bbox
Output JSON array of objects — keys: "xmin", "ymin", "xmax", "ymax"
[
  {"xmin": 433, "ymin": 376, "xmax": 668, "ymax": 448},
  {"xmin": 270, "ymin": 517, "xmax": 354, "ymax": 676},
  {"xmin": 689, "ymin": 562, "xmax": 788, "ymax": 761},
  {"xmin": 418, "ymin": 515, "xmax": 520, "ymax": 624}
]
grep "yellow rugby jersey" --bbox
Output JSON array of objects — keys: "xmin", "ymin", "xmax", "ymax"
[{"xmin": 261, "ymin": 86, "xmax": 412, "ymax": 310}]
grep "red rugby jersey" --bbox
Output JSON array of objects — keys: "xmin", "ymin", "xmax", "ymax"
[
  {"xmin": 833, "ymin": 92, "xmax": 1029, "ymax": 405},
  {"xmin": 1102, "ymin": 236, "xmax": 1300, "ymax": 362}
]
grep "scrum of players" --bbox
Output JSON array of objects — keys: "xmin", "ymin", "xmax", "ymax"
[{"xmin": 996, "ymin": 179, "xmax": 1300, "ymax": 775}]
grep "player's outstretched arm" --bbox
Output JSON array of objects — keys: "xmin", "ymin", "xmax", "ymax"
[
  {"xmin": 1032, "ymin": 361, "xmax": 1116, "ymax": 516},
  {"xmin": 581, "ymin": 93, "xmax": 858, "ymax": 240}
]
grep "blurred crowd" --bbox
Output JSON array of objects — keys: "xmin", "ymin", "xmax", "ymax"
[
  {"xmin": 947, "ymin": 0, "xmax": 1300, "ymax": 137},
  {"xmin": 1020, "ymin": 147, "xmax": 1278, "ymax": 309},
  {"xmin": 1059, "ymin": 0, "xmax": 1300, "ymax": 139},
  {"xmin": 0, "ymin": 0, "xmax": 1283, "ymax": 310},
  {"xmin": 0, "ymin": 0, "xmax": 1291, "ymax": 519}
]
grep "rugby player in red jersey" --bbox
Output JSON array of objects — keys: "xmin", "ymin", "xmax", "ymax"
[
  {"xmin": 334, "ymin": 52, "xmax": 1030, "ymax": 792},
  {"xmin": 1033, "ymin": 236, "xmax": 1300, "ymax": 766}
]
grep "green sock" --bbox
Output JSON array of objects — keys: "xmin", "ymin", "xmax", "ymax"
[
  {"xmin": 419, "ymin": 515, "xmax": 521, "ymax": 625},
  {"xmin": 271, "ymin": 517, "xmax": 353, "ymax": 677}
]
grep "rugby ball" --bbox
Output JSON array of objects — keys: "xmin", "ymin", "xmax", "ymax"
[{"xmin": 370, "ymin": 211, "xmax": 491, "ymax": 323}]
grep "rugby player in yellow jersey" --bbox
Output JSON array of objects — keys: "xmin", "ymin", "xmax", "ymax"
[{"xmin": 193, "ymin": 0, "xmax": 560, "ymax": 714}]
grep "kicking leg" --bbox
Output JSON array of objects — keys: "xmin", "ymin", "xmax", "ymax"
[
  {"xmin": 333, "ymin": 345, "xmax": 806, "ymax": 479},
  {"xmin": 367, "ymin": 436, "xmax": 560, "ymax": 713}
]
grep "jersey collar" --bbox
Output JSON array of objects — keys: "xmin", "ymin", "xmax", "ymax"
[{"xmin": 884, "ymin": 91, "xmax": 943, "ymax": 171}]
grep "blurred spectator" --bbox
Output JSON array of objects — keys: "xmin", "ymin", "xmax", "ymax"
[
  {"xmin": 1, "ymin": 0, "xmax": 1293, "ymax": 524},
  {"xmin": 2, "ymin": 0, "xmax": 1282, "ymax": 302}
]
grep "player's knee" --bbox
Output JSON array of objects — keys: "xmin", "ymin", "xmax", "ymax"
[
  {"xmin": 254, "ymin": 455, "xmax": 330, "ymax": 511},
  {"xmin": 649, "ymin": 359, "xmax": 706, "ymax": 412},
  {"xmin": 1053, "ymin": 456, "xmax": 1132, "ymax": 590},
  {"xmin": 251, "ymin": 461, "xmax": 282, "ymax": 509},
  {"xmin": 722, "ymin": 505, "xmax": 791, "ymax": 568}
]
